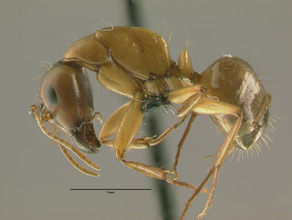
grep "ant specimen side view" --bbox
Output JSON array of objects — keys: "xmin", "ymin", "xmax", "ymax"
[{"xmin": 30, "ymin": 26, "xmax": 271, "ymax": 219}]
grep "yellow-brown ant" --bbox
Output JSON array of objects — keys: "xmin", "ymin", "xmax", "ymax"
[{"xmin": 30, "ymin": 26, "xmax": 271, "ymax": 219}]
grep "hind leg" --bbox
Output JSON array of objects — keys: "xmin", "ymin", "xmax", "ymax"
[{"xmin": 178, "ymin": 98, "xmax": 243, "ymax": 219}]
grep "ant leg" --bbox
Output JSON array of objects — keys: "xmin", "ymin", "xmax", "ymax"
[
  {"xmin": 119, "ymin": 159, "xmax": 209, "ymax": 193},
  {"xmin": 115, "ymin": 99, "xmax": 144, "ymax": 159},
  {"xmin": 98, "ymin": 102, "xmax": 131, "ymax": 148},
  {"xmin": 167, "ymin": 85, "xmax": 205, "ymax": 107},
  {"xmin": 113, "ymin": 101, "xmax": 208, "ymax": 193},
  {"xmin": 128, "ymin": 115, "xmax": 188, "ymax": 149},
  {"xmin": 99, "ymin": 100, "xmax": 188, "ymax": 150},
  {"xmin": 172, "ymin": 113, "xmax": 197, "ymax": 179},
  {"xmin": 179, "ymin": 98, "xmax": 243, "ymax": 219},
  {"xmin": 167, "ymin": 85, "xmax": 207, "ymax": 179},
  {"xmin": 96, "ymin": 64, "xmax": 146, "ymax": 148}
]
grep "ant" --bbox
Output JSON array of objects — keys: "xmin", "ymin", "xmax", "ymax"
[{"xmin": 30, "ymin": 26, "xmax": 271, "ymax": 219}]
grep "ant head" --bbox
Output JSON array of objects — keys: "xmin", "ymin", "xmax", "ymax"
[{"xmin": 39, "ymin": 61, "xmax": 100, "ymax": 154}]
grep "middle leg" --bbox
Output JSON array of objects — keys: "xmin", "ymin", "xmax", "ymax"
[{"xmin": 110, "ymin": 98, "xmax": 208, "ymax": 193}]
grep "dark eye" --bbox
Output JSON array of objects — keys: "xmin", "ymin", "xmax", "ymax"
[{"xmin": 45, "ymin": 85, "xmax": 58, "ymax": 106}]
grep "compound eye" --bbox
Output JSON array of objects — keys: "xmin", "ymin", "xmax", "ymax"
[{"xmin": 45, "ymin": 85, "xmax": 58, "ymax": 106}]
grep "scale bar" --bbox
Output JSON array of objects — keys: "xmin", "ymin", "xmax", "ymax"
[{"xmin": 70, "ymin": 188, "xmax": 152, "ymax": 191}]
